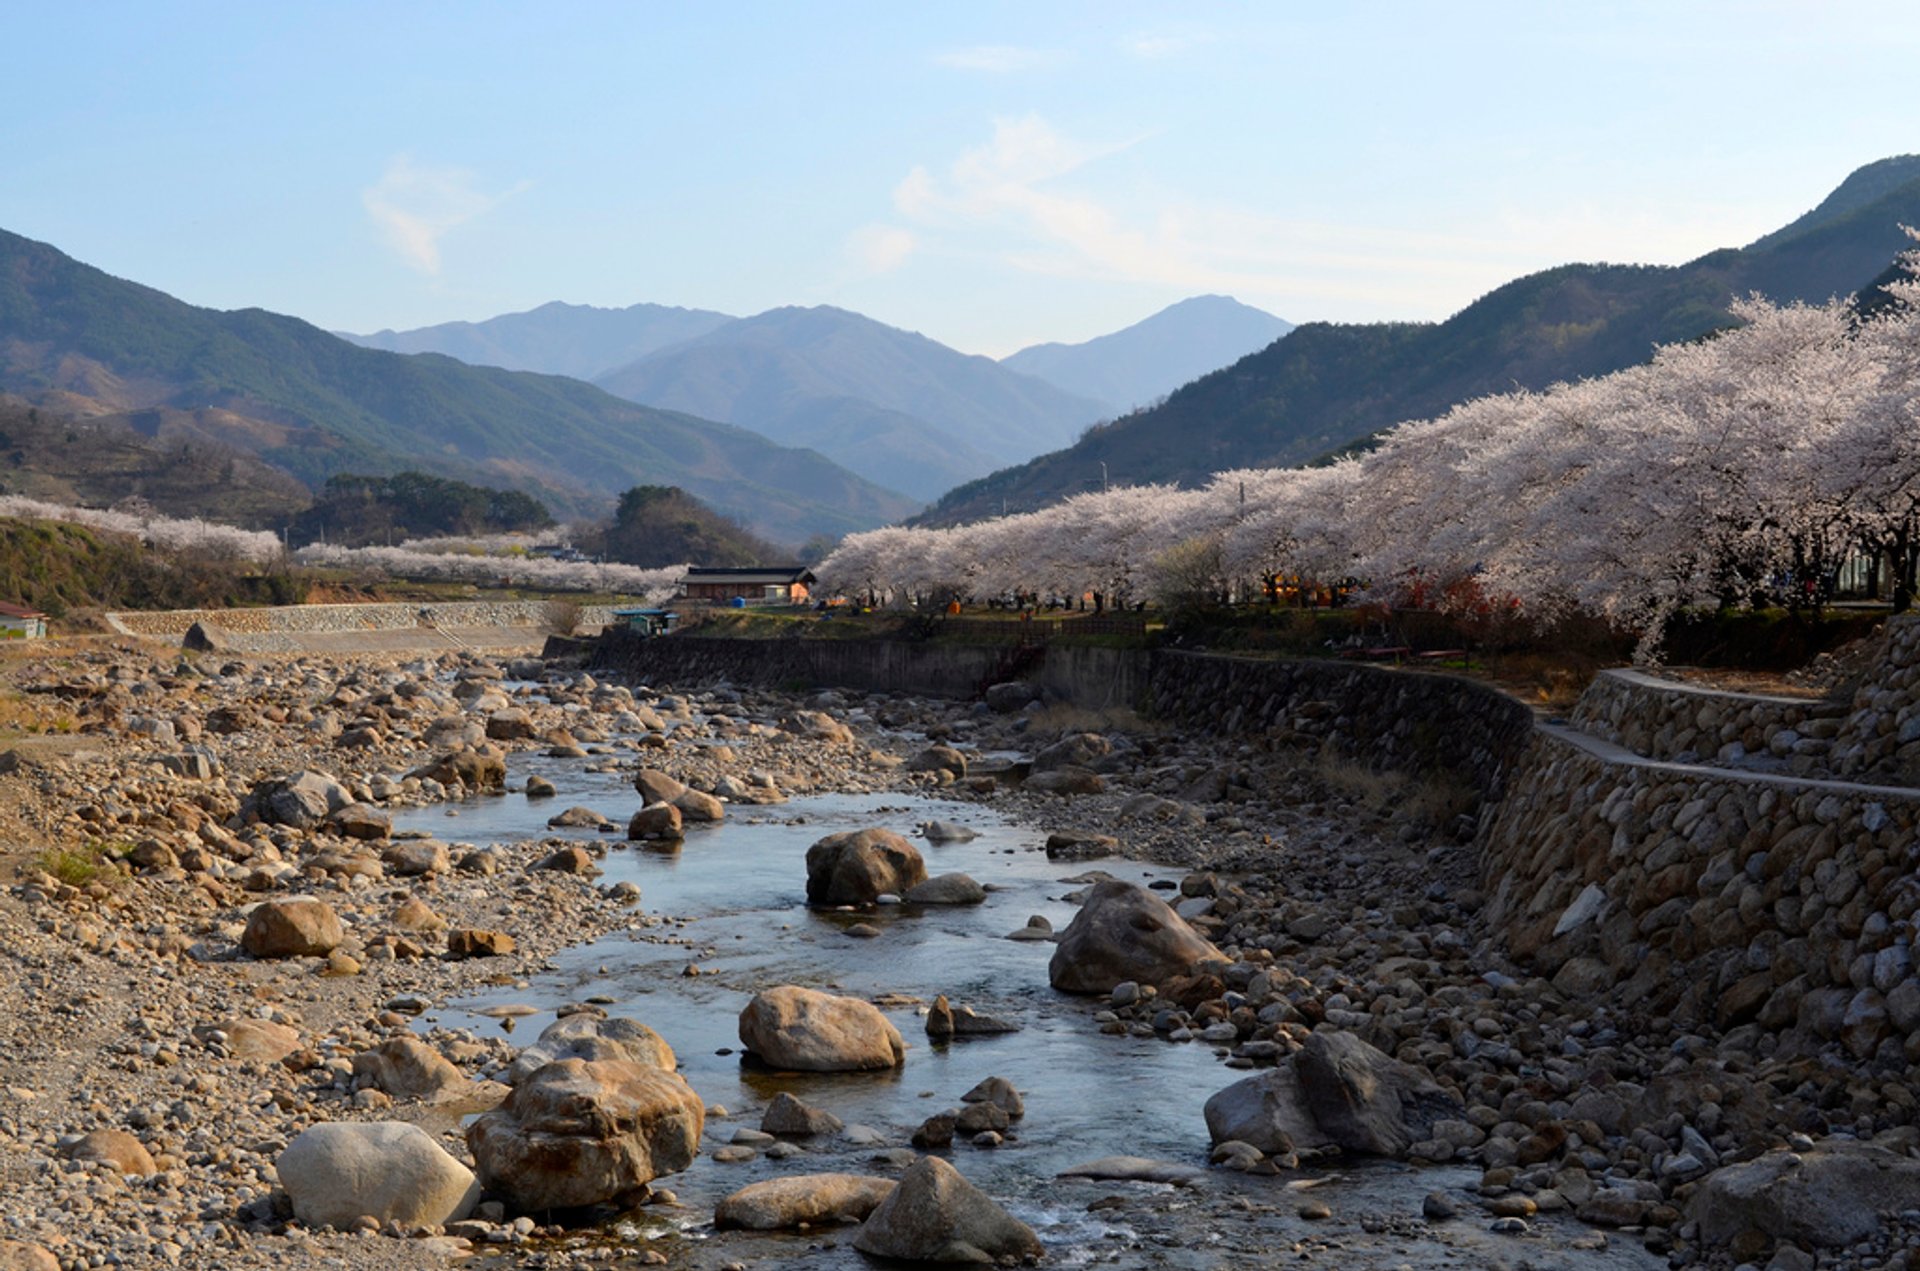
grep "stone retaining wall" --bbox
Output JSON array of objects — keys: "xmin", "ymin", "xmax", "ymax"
[
  {"xmin": 1829, "ymin": 616, "xmax": 1920, "ymax": 784},
  {"xmin": 106, "ymin": 601, "xmax": 616, "ymax": 638},
  {"xmin": 1480, "ymin": 725, "xmax": 1920, "ymax": 1053},
  {"xmin": 1568, "ymin": 668, "xmax": 1847, "ymax": 772}
]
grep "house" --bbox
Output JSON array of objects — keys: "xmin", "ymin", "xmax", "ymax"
[
  {"xmin": 610, "ymin": 607, "xmax": 679, "ymax": 637},
  {"xmin": 0, "ymin": 602, "xmax": 48, "ymax": 639},
  {"xmin": 679, "ymin": 566, "xmax": 815, "ymax": 606}
]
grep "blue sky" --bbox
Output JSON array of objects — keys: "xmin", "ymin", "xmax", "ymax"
[{"xmin": 5, "ymin": 2, "xmax": 1917, "ymax": 356}]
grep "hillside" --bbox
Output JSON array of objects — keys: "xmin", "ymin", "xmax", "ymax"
[
  {"xmin": 594, "ymin": 305, "xmax": 1109, "ymax": 500},
  {"xmin": 589, "ymin": 484, "xmax": 782, "ymax": 569},
  {"xmin": 1000, "ymin": 295, "xmax": 1293, "ymax": 412},
  {"xmin": 922, "ymin": 156, "xmax": 1920, "ymax": 524},
  {"xmin": 0, "ymin": 229, "xmax": 915, "ymax": 544},
  {"xmin": 340, "ymin": 300, "xmax": 734, "ymax": 380}
]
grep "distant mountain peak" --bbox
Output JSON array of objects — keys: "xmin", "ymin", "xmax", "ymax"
[{"xmin": 1749, "ymin": 153, "xmax": 1920, "ymax": 252}]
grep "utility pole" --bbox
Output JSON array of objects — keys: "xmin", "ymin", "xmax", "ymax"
[{"xmin": 1100, "ymin": 461, "xmax": 1108, "ymax": 493}]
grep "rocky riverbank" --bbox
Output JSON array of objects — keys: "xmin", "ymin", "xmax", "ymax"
[{"xmin": 0, "ymin": 642, "xmax": 1912, "ymax": 1271}]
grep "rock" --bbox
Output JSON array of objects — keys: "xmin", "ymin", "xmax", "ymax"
[
  {"xmin": 413, "ymin": 748, "xmax": 506, "ymax": 791},
  {"xmin": 547, "ymin": 805, "xmax": 613, "ymax": 830},
  {"xmin": 1204, "ymin": 1031, "xmax": 1462, "ymax": 1160},
  {"xmin": 1034, "ymin": 732, "xmax": 1111, "ymax": 770},
  {"xmin": 525, "ymin": 775, "xmax": 557, "ymax": 799},
  {"xmin": 538, "ymin": 844, "xmax": 598, "ymax": 874},
  {"xmin": 466, "ymin": 1059, "xmax": 704, "ymax": 1213},
  {"xmin": 961, "ymin": 1077, "xmax": 1024, "ymax": 1119},
  {"xmin": 1423, "ymin": 1191, "xmax": 1459, "ymax": 1220},
  {"xmin": 905, "ymin": 873, "xmax": 986, "ymax": 905},
  {"xmin": 761, "ymin": 1091, "xmax": 844, "ymax": 1137},
  {"xmin": 329, "ymin": 803, "xmax": 391, "ymax": 841},
  {"xmin": 220, "ymin": 1018, "xmax": 301, "ymax": 1063},
  {"xmin": 248, "ymin": 769, "xmax": 351, "ymax": 828},
  {"xmin": 906, "ymin": 745, "xmax": 969, "ymax": 776},
  {"xmin": 447, "ymin": 928, "xmax": 516, "ymax": 959},
  {"xmin": 393, "ymin": 896, "xmax": 447, "ymax": 933},
  {"xmin": 947, "ymin": 1004, "xmax": 1019, "ymax": 1036},
  {"xmin": 919, "ymin": 820, "xmax": 979, "ymax": 843},
  {"xmin": 913, "ymin": 1111, "xmax": 957, "ymax": 1149},
  {"xmin": 505, "ymin": 1014, "xmax": 676, "ymax": 1085},
  {"xmin": 62, "ymin": 1129, "xmax": 154, "ymax": 1176},
  {"xmin": 485, "ymin": 708, "xmax": 537, "ymax": 740},
  {"xmin": 0, "ymin": 1240, "xmax": 59, "ymax": 1271},
  {"xmin": 1026, "ymin": 767, "xmax": 1105, "ymax": 795},
  {"xmin": 1048, "ymin": 879, "xmax": 1223, "ymax": 994},
  {"xmin": 382, "ymin": 839, "xmax": 449, "ymax": 876},
  {"xmin": 627, "ymin": 803, "xmax": 684, "ymax": 840},
  {"xmin": 351, "ymin": 1037, "xmax": 467, "ymax": 1102},
  {"xmin": 927, "ymin": 995, "xmax": 955, "ymax": 1041},
  {"xmin": 955, "ymin": 1102, "xmax": 1008, "ymax": 1134},
  {"xmin": 673, "ymin": 788, "xmax": 725, "ymax": 823},
  {"xmin": 784, "ymin": 711, "xmax": 856, "ymax": 745},
  {"xmin": 1045, "ymin": 830, "xmax": 1118, "ymax": 861},
  {"xmin": 1057, "ymin": 1156, "xmax": 1206, "ymax": 1186},
  {"xmin": 241, "ymin": 897, "xmax": 344, "ymax": 958},
  {"xmin": 1689, "ymin": 1139, "xmax": 1920, "ymax": 1249},
  {"xmin": 633, "ymin": 768, "xmax": 688, "ymax": 805},
  {"xmin": 852, "ymin": 1155, "xmax": 1042, "ymax": 1264},
  {"xmin": 277, "ymin": 1122, "xmax": 480, "ymax": 1230},
  {"xmin": 716, "ymin": 1173, "xmax": 896, "ymax": 1230},
  {"xmin": 982, "ymin": 681, "xmax": 1038, "ymax": 713},
  {"xmin": 805, "ymin": 828, "xmax": 928, "ymax": 905},
  {"xmin": 738, "ymin": 986, "xmax": 906, "ymax": 1071}
]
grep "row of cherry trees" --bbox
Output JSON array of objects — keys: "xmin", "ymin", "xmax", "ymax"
[{"xmin": 817, "ymin": 264, "xmax": 1920, "ymax": 651}]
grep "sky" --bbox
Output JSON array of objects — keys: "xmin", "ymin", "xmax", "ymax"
[{"xmin": 5, "ymin": 1, "xmax": 1918, "ymax": 357}]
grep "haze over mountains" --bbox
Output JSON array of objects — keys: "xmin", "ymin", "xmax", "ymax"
[
  {"xmin": 344, "ymin": 301, "xmax": 734, "ymax": 382},
  {"xmin": 922, "ymin": 154, "xmax": 1920, "ymax": 525},
  {"xmin": 0, "ymin": 228, "xmax": 914, "ymax": 544}
]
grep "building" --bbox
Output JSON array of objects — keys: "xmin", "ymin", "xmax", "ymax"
[
  {"xmin": 0, "ymin": 602, "xmax": 48, "ymax": 639},
  {"xmin": 610, "ymin": 607, "xmax": 679, "ymax": 637},
  {"xmin": 679, "ymin": 567, "xmax": 815, "ymax": 606}
]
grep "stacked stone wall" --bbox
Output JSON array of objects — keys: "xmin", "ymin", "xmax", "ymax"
[
  {"xmin": 1568, "ymin": 669, "xmax": 1847, "ymax": 772},
  {"xmin": 1829, "ymin": 616, "xmax": 1920, "ymax": 783},
  {"xmin": 106, "ymin": 601, "xmax": 615, "ymax": 638}
]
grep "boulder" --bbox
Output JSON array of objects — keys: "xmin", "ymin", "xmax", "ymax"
[
  {"xmin": 219, "ymin": 1018, "xmax": 301, "ymax": 1064},
  {"xmin": 241, "ymin": 897, "xmax": 344, "ymax": 958},
  {"xmin": 1048, "ymin": 880, "xmax": 1222, "ymax": 994},
  {"xmin": 1034, "ymin": 732, "xmax": 1111, "ymax": 771},
  {"xmin": 982, "ymin": 681, "xmax": 1038, "ymax": 713},
  {"xmin": 673, "ymin": 788, "xmax": 725, "ymax": 823},
  {"xmin": 919, "ymin": 820, "xmax": 979, "ymax": 843},
  {"xmin": 538, "ymin": 844, "xmax": 598, "ymax": 874},
  {"xmin": 382, "ymin": 839, "xmax": 449, "ymax": 876},
  {"xmin": 0, "ymin": 1240, "xmax": 58, "ymax": 1271},
  {"xmin": 466, "ymin": 1059, "xmax": 704, "ymax": 1213},
  {"xmin": 738, "ymin": 986, "xmax": 906, "ymax": 1072},
  {"xmin": 62, "ymin": 1129, "xmax": 154, "ymax": 1176},
  {"xmin": 716, "ymin": 1173, "xmax": 895, "ymax": 1231},
  {"xmin": 412, "ymin": 747, "xmax": 506, "ymax": 791},
  {"xmin": 505, "ymin": 1014, "xmax": 676, "ymax": 1085},
  {"xmin": 761, "ymin": 1091, "xmax": 844, "ymax": 1136},
  {"xmin": 627, "ymin": 803, "xmax": 684, "ymax": 840},
  {"xmin": 447, "ymin": 928, "xmax": 515, "ymax": 959},
  {"xmin": 1026, "ymin": 767, "xmax": 1105, "ymax": 795},
  {"xmin": 1044, "ymin": 830, "xmax": 1117, "ymax": 861},
  {"xmin": 329, "ymin": 803, "xmax": 391, "ymax": 841},
  {"xmin": 392, "ymin": 896, "xmax": 447, "ymax": 933},
  {"xmin": 906, "ymin": 745, "xmax": 968, "ymax": 776},
  {"xmin": 351, "ymin": 1037, "xmax": 467, "ymax": 1102},
  {"xmin": 276, "ymin": 1122, "xmax": 480, "ymax": 1230},
  {"xmin": 485, "ymin": 708, "xmax": 538, "ymax": 741},
  {"xmin": 248, "ymin": 770, "xmax": 351, "ymax": 829},
  {"xmin": 547, "ymin": 806, "xmax": 614, "ymax": 830},
  {"xmin": 633, "ymin": 769, "xmax": 688, "ymax": 806},
  {"xmin": 805, "ymin": 828, "xmax": 927, "ymax": 906},
  {"xmin": 1057, "ymin": 1156, "xmax": 1206, "ymax": 1186},
  {"xmin": 525, "ymin": 775, "xmax": 557, "ymax": 799},
  {"xmin": 904, "ymin": 873, "xmax": 986, "ymax": 905},
  {"xmin": 852, "ymin": 1155, "xmax": 1042, "ymax": 1264},
  {"xmin": 784, "ymin": 711, "xmax": 855, "ymax": 745},
  {"xmin": 1203, "ymin": 1030, "xmax": 1462, "ymax": 1159},
  {"xmin": 1689, "ymin": 1140, "xmax": 1920, "ymax": 1250}
]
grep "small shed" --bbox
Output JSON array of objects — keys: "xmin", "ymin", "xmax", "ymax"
[
  {"xmin": 611, "ymin": 607, "xmax": 679, "ymax": 637},
  {"xmin": 0, "ymin": 602, "xmax": 48, "ymax": 639},
  {"xmin": 680, "ymin": 567, "xmax": 815, "ymax": 606}
]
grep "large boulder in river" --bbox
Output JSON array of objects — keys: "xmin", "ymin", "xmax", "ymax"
[
  {"xmin": 852, "ymin": 1155, "xmax": 1042, "ymax": 1264},
  {"xmin": 412, "ymin": 747, "xmax": 506, "ymax": 791},
  {"xmin": 739, "ymin": 986, "xmax": 906, "ymax": 1071},
  {"xmin": 716, "ymin": 1173, "xmax": 895, "ymax": 1230},
  {"xmin": 276, "ymin": 1122, "xmax": 479, "ymax": 1230},
  {"xmin": 806, "ymin": 828, "xmax": 927, "ymax": 905},
  {"xmin": 241, "ymin": 897, "xmax": 344, "ymax": 958},
  {"xmin": 633, "ymin": 768, "xmax": 688, "ymax": 806},
  {"xmin": 246, "ymin": 770, "xmax": 351, "ymax": 829},
  {"xmin": 1048, "ymin": 880, "xmax": 1222, "ymax": 994},
  {"xmin": 505, "ymin": 1014, "xmax": 676, "ymax": 1085},
  {"xmin": 1204, "ymin": 1030, "xmax": 1462, "ymax": 1159},
  {"xmin": 1688, "ymin": 1139, "xmax": 1920, "ymax": 1250},
  {"xmin": 466, "ymin": 1058, "xmax": 704, "ymax": 1212}
]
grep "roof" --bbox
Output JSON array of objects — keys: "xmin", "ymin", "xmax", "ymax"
[
  {"xmin": 682, "ymin": 566, "xmax": 815, "ymax": 584},
  {"xmin": 0, "ymin": 602, "xmax": 47, "ymax": 620},
  {"xmin": 611, "ymin": 608, "xmax": 678, "ymax": 617}
]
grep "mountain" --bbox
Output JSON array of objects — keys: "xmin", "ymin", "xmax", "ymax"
[
  {"xmin": 593, "ymin": 305, "xmax": 1110, "ymax": 501},
  {"xmin": 340, "ymin": 300, "xmax": 734, "ymax": 381},
  {"xmin": 921, "ymin": 156, "xmax": 1920, "ymax": 525},
  {"xmin": 1000, "ymin": 295, "xmax": 1293, "ymax": 412},
  {"xmin": 0, "ymin": 229, "xmax": 915, "ymax": 544}
]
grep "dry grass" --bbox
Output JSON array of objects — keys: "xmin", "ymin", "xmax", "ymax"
[
  {"xmin": 1311, "ymin": 744, "xmax": 1479, "ymax": 826},
  {"xmin": 1024, "ymin": 702, "xmax": 1162, "ymax": 736}
]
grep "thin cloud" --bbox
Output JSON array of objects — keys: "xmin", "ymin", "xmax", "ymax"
[
  {"xmin": 1123, "ymin": 30, "xmax": 1214, "ymax": 59},
  {"xmin": 933, "ymin": 45, "xmax": 1057, "ymax": 73},
  {"xmin": 361, "ymin": 155, "xmax": 527, "ymax": 274},
  {"xmin": 846, "ymin": 223, "xmax": 916, "ymax": 274}
]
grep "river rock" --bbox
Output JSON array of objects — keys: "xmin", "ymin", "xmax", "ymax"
[
  {"xmin": 382, "ymin": 839, "xmax": 449, "ymax": 876},
  {"xmin": 1045, "ymin": 830, "xmax": 1117, "ymax": 861},
  {"xmin": 447, "ymin": 928, "xmax": 515, "ymax": 958},
  {"xmin": 547, "ymin": 805, "xmax": 613, "ymax": 830},
  {"xmin": 466, "ymin": 1059, "xmax": 704, "ymax": 1212},
  {"xmin": 905, "ymin": 873, "xmax": 986, "ymax": 905},
  {"xmin": 1057, "ymin": 1156, "xmax": 1205, "ymax": 1186},
  {"xmin": 784, "ymin": 711, "xmax": 855, "ymax": 745},
  {"xmin": 351, "ymin": 1036, "xmax": 467, "ymax": 1102},
  {"xmin": 485, "ymin": 707, "xmax": 537, "ymax": 740},
  {"xmin": 329, "ymin": 803, "xmax": 391, "ymax": 841},
  {"xmin": 0, "ymin": 1241, "xmax": 58, "ymax": 1271},
  {"xmin": 62, "ymin": 1129, "xmax": 154, "ymax": 1176},
  {"xmin": 919, "ymin": 821, "xmax": 979, "ymax": 843},
  {"xmin": 906, "ymin": 745, "xmax": 968, "ymax": 776},
  {"xmin": 1048, "ymin": 879, "xmax": 1223, "ymax": 993},
  {"xmin": 961, "ymin": 1077, "xmax": 1025, "ymax": 1119},
  {"xmin": 414, "ymin": 747, "xmax": 506, "ymax": 791},
  {"xmin": 276, "ymin": 1122, "xmax": 480, "ymax": 1230},
  {"xmin": 715, "ymin": 1173, "xmax": 895, "ymax": 1230},
  {"xmin": 805, "ymin": 828, "xmax": 927, "ymax": 905},
  {"xmin": 1034, "ymin": 732, "xmax": 1111, "ymax": 771},
  {"xmin": 1027, "ymin": 767, "xmax": 1105, "ymax": 795},
  {"xmin": 241, "ymin": 897, "xmax": 344, "ymax": 958},
  {"xmin": 248, "ymin": 769, "xmax": 351, "ymax": 829},
  {"xmin": 1689, "ymin": 1139, "xmax": 1920, "ymax": 1249},
  {"xmin": 983, "ymin": 681, "xmax": 1038, "ymax": 713},
  {"xmin": 628, "ymin": 803, "xmax": 684, "ymax": 840},
  {"xmin": 852, "ymin": 1155, "xmax": 1042, "ymax": 1264},
  {"xmin": 761, "ymin": 1091, "xmax": 844, "ymax": 1136},
  {"xmin": 220, "ymin": 1018, "xmax": 301, "ymax": 1063},
  {"xmin": 738, "ymin": 986, "xmax": 906, "ymax": 1071},
  {"xmin": 393, "ymin": 896, "xmax": 447, "ymax": 933},
  {"xmin": 506, "ymin": 1014, "xmax": 676, "ymax": 1084},
  {"xmin": 674, "ymin": 788, "xmax": 726, "ymax": 823},
  {"xmin": 634, "ymin": 769, "xmax": 688, "ymax": 805},
  {"xmin": 1204, "ymin": 1030, "xmax": 1462, "ymax": 1159}
]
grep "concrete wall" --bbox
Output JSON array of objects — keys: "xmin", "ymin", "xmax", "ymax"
[{"xmin": 106, "ymin": 601, "xmax": 616, "ymax": 638}]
